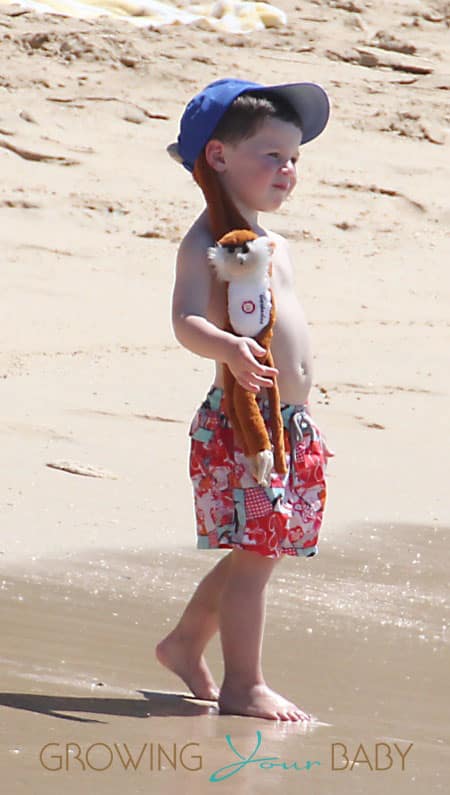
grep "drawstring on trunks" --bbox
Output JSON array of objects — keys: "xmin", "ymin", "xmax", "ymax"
[{"xmin": 281, "ymin": 404, "xmax": 317, "ymax": 464}]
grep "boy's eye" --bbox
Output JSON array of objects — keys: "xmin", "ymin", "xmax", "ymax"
[{"xmin": 268, "ymin": 153, "xmax": 299, "ymax": 164}]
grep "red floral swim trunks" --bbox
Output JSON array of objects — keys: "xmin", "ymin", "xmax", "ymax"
[{"xmin": 188, "ymin": 385, "xmax": 333, "ymax": 559}]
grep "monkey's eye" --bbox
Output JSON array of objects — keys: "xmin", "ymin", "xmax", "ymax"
[
  {"xmin": 226, "ymin": 246, "xmax": 235, "ymax": 254},
  {"xmin": 241, "ymin": 242, "xmax": 249, "ymax": 253}
]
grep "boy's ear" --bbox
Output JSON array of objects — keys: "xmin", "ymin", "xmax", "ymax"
[{"xmin": 204, "ymin": 139, "xmax": 226, "ymax": 172}]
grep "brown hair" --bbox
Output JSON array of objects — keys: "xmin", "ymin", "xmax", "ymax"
[{"xmin": 210, "ymin": 90, "xmax": 302, "ymax": 147}]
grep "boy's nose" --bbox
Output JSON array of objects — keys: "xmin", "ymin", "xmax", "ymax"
[{"xmin": 279, "ymin": 160, "xmax": 295, "ymax": 174}]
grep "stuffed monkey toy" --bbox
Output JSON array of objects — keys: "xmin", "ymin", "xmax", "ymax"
[
  {"xmin": 207, "ymin": 229, "xmax": 287, "ymax": 487},
  {"xmin": 192, "ymin": 150, "xmax": 287, "ymax": 487}
]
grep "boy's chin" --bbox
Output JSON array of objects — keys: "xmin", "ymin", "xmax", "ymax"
[
  {"xmin": 233, "ymin": 191, "xmax": 288, "ymax": 215},
  {"xmin": 259, "ymin": 196, "xmax": 288, "ymax": 212}
]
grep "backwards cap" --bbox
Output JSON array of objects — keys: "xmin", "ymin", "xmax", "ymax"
[{"xmin": 168, "ymin": 77, "xmax": 330, "ymax": 174}]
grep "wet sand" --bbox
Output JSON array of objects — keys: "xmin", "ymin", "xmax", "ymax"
[{"xmin": 2, "ymin": 521, "xmax": 448, "ymax": 794}]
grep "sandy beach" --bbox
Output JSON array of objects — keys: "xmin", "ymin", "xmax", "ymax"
[{"xmin": 1, "ymin": 0, "xmax": 449, "ymax": 791}]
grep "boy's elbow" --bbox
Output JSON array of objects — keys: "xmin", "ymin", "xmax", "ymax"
[
  {"xmin": 172, "ymin": 306, "xmax": 211, "ymax": 352},
  {"xmin": 171, "ymin": 308, "xmax": 184, "ymax": 343},
  {"xmin": 171, "ymin": 308, "xmax": 197, "ymax": 344}
]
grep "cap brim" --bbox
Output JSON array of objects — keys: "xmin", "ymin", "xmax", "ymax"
[
  {"xmin": 166, "ymin": 141, "xmax": 184, "ymax": 164},
  {"xmin": 249, "ymin": 81, "xmax": 330, "ymax": 144}
]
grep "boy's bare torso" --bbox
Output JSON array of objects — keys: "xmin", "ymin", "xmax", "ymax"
[{"xmin": 192, "ymin": 209, "xmax": 313, "ymax": 406}]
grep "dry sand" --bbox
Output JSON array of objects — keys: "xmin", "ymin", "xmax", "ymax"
[{"xmin": 1, "ymin": 0, "xmax": 449, "ymax": 792}]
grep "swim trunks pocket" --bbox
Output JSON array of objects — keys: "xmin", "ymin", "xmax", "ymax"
[
  {"xmin": 188, "ymin": 407, "xmax": 233, "ymax": 489},
  {"xmin": 188, "ymin": 406, "xmax": 218, "ymax": 444},
  {"xmin": 289, "ymin": 418, "xmax": 328, "ymax": 490},
  {"xmin": 189, "ymin": 406, "xmax": 237, "ymax": 546}
]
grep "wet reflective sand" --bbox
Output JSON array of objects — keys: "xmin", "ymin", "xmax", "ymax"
[{"xmin": 1, "ymin": 522, "xmax": 448, "ymax": 794}]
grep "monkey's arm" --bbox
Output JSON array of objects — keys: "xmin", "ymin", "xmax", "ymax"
[{"xmin": 233, "ymin": 298, "xmax": 287, "ymax": 481}]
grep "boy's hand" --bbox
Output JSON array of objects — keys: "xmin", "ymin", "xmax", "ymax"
[{"xmin": 225, "ymin": 337, "xmax": 279, "ymax": 394}]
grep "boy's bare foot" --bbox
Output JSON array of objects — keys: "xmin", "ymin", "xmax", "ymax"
[
  {"xmin": 155, "ymin": 632, "xmax": 220, "ymax": 701},
  {"xmin": 218, "ymin": 682, "xmax": 312, "ymax": 721}
]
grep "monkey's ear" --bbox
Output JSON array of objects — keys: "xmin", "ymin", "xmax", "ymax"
[{"xmin": 207, "ymin": 245, "xmax": 217, "ymax": 261}]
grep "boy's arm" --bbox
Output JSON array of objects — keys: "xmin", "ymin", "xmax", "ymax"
[{"xmin": 171, "ymin": 233, "xmax": 235, "ymax": 362}]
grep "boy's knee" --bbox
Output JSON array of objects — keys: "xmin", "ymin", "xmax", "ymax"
[{"xmin": 230, "ymin": 547, "xmax": 280, "ymax": 572}]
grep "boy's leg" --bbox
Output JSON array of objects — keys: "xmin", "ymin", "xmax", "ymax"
[
  {"xmin": 155, "ymin": 551, "xmax": 233, "ymax": 700},
  {"xmin": 218, "ymin": 548, "xmax": 311, "ymax": 722}
]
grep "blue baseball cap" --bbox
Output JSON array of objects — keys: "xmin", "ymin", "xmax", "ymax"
[{"xmin": 168, "ymin": 77, "xmax": 330, "ymax": 174}]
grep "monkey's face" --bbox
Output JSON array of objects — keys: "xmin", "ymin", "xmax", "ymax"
[{"xmin": 207, "ymin": 236, "xmax": 273, "ymax": 282}]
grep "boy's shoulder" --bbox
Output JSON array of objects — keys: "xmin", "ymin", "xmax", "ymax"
[
  {"xmin": 180, "ymin": 209, "xmax": 215, "ymax": 251},
  {"xmin": 175, "ymin": 211, "xmax": 214, "ymax": 290},
  {"xmin": 264, "ymin": 227, "xmax": 288, "ymax": 250}
]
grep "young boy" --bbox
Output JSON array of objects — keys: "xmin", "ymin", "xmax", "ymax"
[{"xmin": 156, "ymin": 78, "xmax": 333, "ymax": 722}]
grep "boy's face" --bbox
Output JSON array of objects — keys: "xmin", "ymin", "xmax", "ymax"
[{"xmin": 207, "ymin": 118, "xmax": 302, "ymax": 214}]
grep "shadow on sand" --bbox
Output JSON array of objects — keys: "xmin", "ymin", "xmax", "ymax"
[{"xmin": 0, "ymin": 689, "xmax": 217, "ymax": 723}]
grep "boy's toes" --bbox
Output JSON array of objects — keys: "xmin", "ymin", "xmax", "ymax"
[
  {"xmin": 276, "ymin": 705, "xmax": 297, "ymax": 721},
  {"xmin": 286, "ymin": 703, "xmax": 311, "ymax": 721}
]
